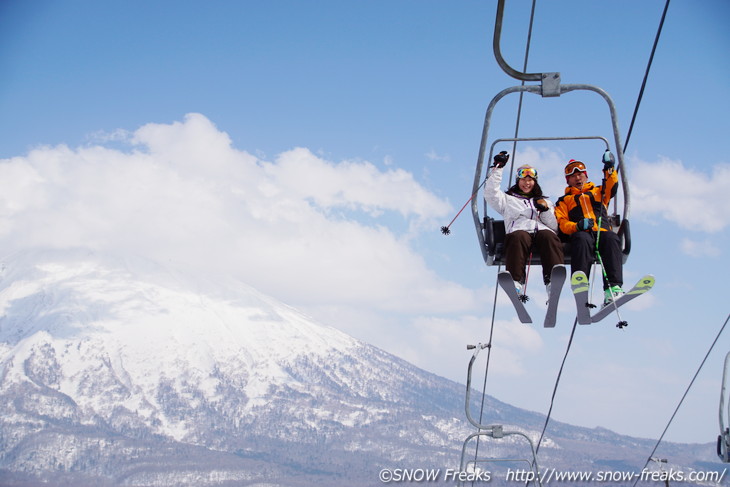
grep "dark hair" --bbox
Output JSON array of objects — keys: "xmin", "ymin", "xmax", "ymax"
[{"xmin": 506, "ymin": 181, "xmax": 544, "ymax": 198}]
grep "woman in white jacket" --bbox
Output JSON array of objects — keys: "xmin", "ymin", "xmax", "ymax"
[{"xmin": 484, "ymin": 152, "xmax": 564, "ymax": 295}]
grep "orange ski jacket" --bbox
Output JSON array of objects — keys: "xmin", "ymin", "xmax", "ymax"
[{"xmin": 555, "ymin": 169, "xmax": 618, "ymax": 235}]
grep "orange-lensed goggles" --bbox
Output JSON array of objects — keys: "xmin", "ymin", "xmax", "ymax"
[
  {"xmin": 564, "ymin": 160, "xmax": 587, "ymax": 176},
  {"xmin": 517, "ymin": 167, "xmax": 538, "ymax": 179}
]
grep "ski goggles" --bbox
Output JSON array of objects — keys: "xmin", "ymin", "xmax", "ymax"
[
  {"xmin": 564, "ymin": 160, "xmax": 587, "ymax": 176},
  {"xmin": 516, "ymin": 167, "xmax": 538, "ymax": 179}
]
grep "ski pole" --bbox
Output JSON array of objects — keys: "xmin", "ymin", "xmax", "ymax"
[
  {"xmin": 441, "ymin": 178, "xmax": 487, "ymax": 235},
  {"xmin": 594, "ymin": 150, "xmax": 627, "ymax": 328},
  {"xmin": 520, "ymin": 219, "xmax": 540, "ymax": 303},
  {"xmin": 593, "ymin": 250, "xmax": 627, "ymax": 328},
  {"xmin": 520, "ymin": 247, "xmax": 533, "ymax": 303},
  {"xmin": 443, "ymin": 152, "xmax": 510, "ymax": 235}
]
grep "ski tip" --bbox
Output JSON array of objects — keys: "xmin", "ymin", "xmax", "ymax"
[
  {"xmin": 551, "ymin": 265, "xmax": 567, "ymax": 278},
  {"xmin": 570, "ymin": 271, "xmax": 589, "ymax": 290},
  {"xmin": 571, "ymin": 271, "xmax": 588, "ymax": 281},
  {"xmin": 627, "ymin": 275, "xmax": 656, "ymax": 295},
  {"xmin": 640, "ymin": 275, "xmax": 656, "ymax": 286},
  {"xmin": 497, "ymin": 271, "xmax": 512, "ymax": 280}
]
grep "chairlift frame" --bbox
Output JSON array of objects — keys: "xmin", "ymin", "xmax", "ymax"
[
  {"xmin": 459, "ymin": 0, "xmax": 636, "ymax": 476},
  {"xmin": 471, "ymin": 0, "xmax": 633, "ymax": 268},
  {"xmin": 470, "ymin": 84, "xmax": 632, "ymax": 267},
  {"xmin": 459, "ymin": 344, "xmax": 542, "ymax": 486},
  {"xmin": 718, "ymin": 352, "xmax": 730, "ymax": 462}
]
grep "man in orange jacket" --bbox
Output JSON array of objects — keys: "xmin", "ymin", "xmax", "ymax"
[{"xmin": 555, "ymin": 154, "xmax": 623, "ymax": 306}]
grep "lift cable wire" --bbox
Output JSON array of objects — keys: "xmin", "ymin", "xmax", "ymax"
[
  {"xmin": 525, "ymin": 318, "xmax": 580, "ymax": 487},
  {"xmin": 471, "ymin": 0, "xmax": 538, "ymax": 473},
  {"xmin": 623, "ymin": 0, "xmax": 671, "ymax": 153},
  {"xmin": 631, "ymin": 313, "xmax": 730, "ymax": 487},
  {"xmin": 535, "ymin": 317, "xmax": 578, "ymax": 454}
]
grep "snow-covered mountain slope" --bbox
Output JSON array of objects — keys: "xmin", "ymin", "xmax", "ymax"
[
  {"xmin": 0, "ymin": 250, "xmax": 721, "ymax": 487},
  {"xmin": 0, "ymin": 249, "xmax": 362, "ymax": 437},
  {"xmin": 0, "ymin": 249, "xmax": 477, "ymax": 486}
]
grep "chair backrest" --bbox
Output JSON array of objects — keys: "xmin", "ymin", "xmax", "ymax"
[{"xmin": 482, "ymin": 216, "xmax": 630, "ymax": 266}]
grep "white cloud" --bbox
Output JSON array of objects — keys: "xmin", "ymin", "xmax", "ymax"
[
  {"xmin": 631, "ymin": 156, "xmax": 730, "ymax": 233},
  {"xmin": 266, "ymin": 147, "xmax": 449, "ymax": 221},
  {"xmin": 0, "ymin": 113, "xmax": 476, "ymax": 319},
  {"xmin": 680, "ymin": 237, "xmax": 721, "ymax": 258},
  {"xmin": 403, "ymin": 315, "xmax": 543, "ymax": 381},
  {"xmin": 425, "ymin": 149, "xmax": 450, "ymax": 163}
]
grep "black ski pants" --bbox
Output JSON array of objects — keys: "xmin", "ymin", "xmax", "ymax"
[
  {"xmin": 569, "ymin": 230, "xmax": 623, "ymax": 290},
  {"xmin": 504, "ymin": 229, "xmax": 564, "ymax": 285}
]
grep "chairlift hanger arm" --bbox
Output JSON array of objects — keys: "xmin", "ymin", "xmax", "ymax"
[
  {"xmin": 493, "ymin": 0, "xmax": 561, "ymax": 96},
  {"xmin": 493, "ymin": 0, "xmax": 541, "ymax": 81},
  {"xmin": 462, "ymin": 344, "xmax": 542, "ymax": 483}
]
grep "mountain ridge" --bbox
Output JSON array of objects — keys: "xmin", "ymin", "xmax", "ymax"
[{"xmin": 0, "ymin": 249, "xmax": 721, "ymax": 486}]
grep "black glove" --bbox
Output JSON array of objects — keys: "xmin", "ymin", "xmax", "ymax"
[
  {"xmin": 534, "ymin": 198, "xmax": 549, "ymax": 212},
  {"xmin": 493, "ymin": 151, "xmax": 509, "ymax": 168},
  {"xmin": 577, "ymin": 218, "xmax": 594, "ymax": 231},
  {"xmin": 602, "ymin": 150, "xmax": 615, "ymax": 171}
]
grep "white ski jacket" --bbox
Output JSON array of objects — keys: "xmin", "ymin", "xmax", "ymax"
[{"xmin": 483, "ymin": 166, "xmax": 559, "ymax": 234}]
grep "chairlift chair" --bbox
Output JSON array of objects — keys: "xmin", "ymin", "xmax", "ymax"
[
  {"xmin": 471, "ymin": 89, "xmax": 632, "ymax": 269},
  {"xmin": 471, "ymin": 0, "xmax": 632, "ymax": 270},
  {"xmin": 480, "ymin": 138, "xmax": 632, "ymax": 267}
]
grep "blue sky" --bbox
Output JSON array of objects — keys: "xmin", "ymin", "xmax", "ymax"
[{"xmin": 0, "ymin": 0, "xmax": 728, "ymax": 452}]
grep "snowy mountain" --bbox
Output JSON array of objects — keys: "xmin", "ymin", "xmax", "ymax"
[{"xmin": 0, "ymin": 250, "xmax": 722, "ymax": 486}]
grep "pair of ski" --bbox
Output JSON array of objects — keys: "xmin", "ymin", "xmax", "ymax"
[
  {"xmin": 497, "ymin": 265, "xmax": 655, "ymax": 327},
  {"xmin": 570, "ymin": 271, "xmax": 655, "ymax": 327}
]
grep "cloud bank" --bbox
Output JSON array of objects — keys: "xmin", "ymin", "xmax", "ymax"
[
  {"xmin": 630, "ymin": 155, "xmax": 730, "ymax": 233},
  {"xmin": 0, "ymin": 113, "xmax": 480, "ymax": 315}
]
